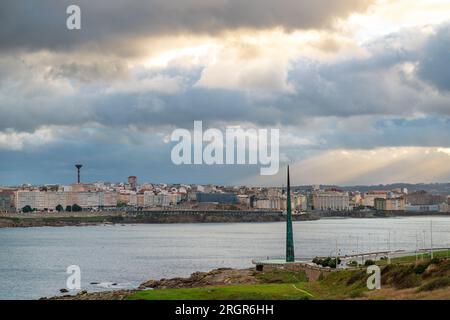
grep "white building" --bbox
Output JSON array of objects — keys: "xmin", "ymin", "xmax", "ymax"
[
  {"xmin": 143, "ymin": 191, "xmax": 171, "ymax": 207},
  {"xmin": 312, "ymin": 191, "xmax": 351, "ymax": 211},
  {"xmin": 45, "ymin": 191, "xmax": 69, "ymax": 209},
  {"xmin": 15, "ymin": 191, "xmax": 46, "ymax": 211},
  {"xmin": 362, "ymin": 192, "xmax": 387, "ymax": 207},
  {"xmin": 15, "ymin": 190, "xmax": 117, "ymax": 212}
]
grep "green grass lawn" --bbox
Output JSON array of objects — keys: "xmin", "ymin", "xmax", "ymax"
[
  {"xmin": 127, "ymin": 268, "xmax": 368, "ymax": 301},
  {"xmin": 128, "ymin": 283, "xmax": 313, "ymax": 300}
]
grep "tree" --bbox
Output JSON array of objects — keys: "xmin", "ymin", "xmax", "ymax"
[
  {"xmin": 22, "ymin": 205, "xmax": 32, "ymax": 213},
  {"xmin": 312, "ymin": 256, "xmax": 341, "ymax": 268},
  {"xmin": 117, "ymin": 201, "xmax": 127, "ymax": 208},
  {"xmin": 56, "ymin": 204, "xmax": 64, "ymax": 212},
  {"xmin": 364, "ymin": 260, "xmax": 375, "ymax": 266},
  {"xmin": 72, "ymin": 204, "xmax": 82, "ymax": 212},
  {"xmin": 65, "ymin": 205, "xmax": 72, "ymax": 212}
]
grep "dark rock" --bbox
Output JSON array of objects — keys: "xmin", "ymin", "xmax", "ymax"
[
  {"xmin": 138, "ymin": 268, "xmax": 258, "ymax": 290},
  {"xmin": 59, "ymin": 288, "xmax": 69, "ymax": 293}
]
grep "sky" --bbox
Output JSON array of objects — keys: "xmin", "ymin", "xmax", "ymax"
[{"xmin": 0, "ymin": 0, "xmax": 450, "ymax": 186}]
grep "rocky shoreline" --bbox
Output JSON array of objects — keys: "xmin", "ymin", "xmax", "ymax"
[
  {"xmin": 2, "ymin": 210, "xmax": 447, "ymax": 229},
  {"xmin": 0, "ymin": 213, "xmax": 319, "ymax": 228},
  {"xmin": 44, "ymin": 268, "xmax": 258, "ymax": 300}
]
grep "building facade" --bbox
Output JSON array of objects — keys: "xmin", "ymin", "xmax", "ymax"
[
  {"xmin": 405, "ymin": 204, "xmax": 439, "ymax": 212},
  {"xmin": 15, "ymin": 190, "xmax": 118, "ymax": 212},
  {"xmin": 196, "ymin": 192, "xmax": 238, "ymax": 204},
  {"xmin": 312, "ymin": 191, "xmax": 350, "ymax": 211},
  {"xmin": 0, "ymin": 190, "xmax": 15, "ymax": 212},
  {"xmin": 374, "ymin": 197, "xmax": 405, "ymax": 211},
  {"xmin": 362, "ymin": 191, "xmax": 388, "ymax": 207}
]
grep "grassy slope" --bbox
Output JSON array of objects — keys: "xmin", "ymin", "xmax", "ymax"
[{"xmin": 128, "ymin": 250, "xmax": 450, "ymax": 300}]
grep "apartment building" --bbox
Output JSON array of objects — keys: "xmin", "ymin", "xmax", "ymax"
[
  {"xmin": 362, "ymin": 191, "xmax": 388, "ymax": 207},
  {"xmin": 15, "ymin": 190, "xmax": 117, "ymax": 212},
  {"xmin": 0, "ymin": 190, "xmax": 15, "ymax": 212},
  {"xmin": 15, "ymin": 190, "xmax": 46, "ymax": 211},
  {"xmin": 254, "ymin": 197, "xmax": 285, "ymax": 210},
  {"xmin": 374, "ymin": 197, "xmax": 405, "ymax": 211},
  {"xmin": 143, "ymin": 191, "xmax": 171, "ymax": 207}
]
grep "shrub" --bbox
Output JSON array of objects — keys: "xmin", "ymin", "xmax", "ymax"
[
  {"xmin": 394, "ymin": 273, "xmax": 421, "ymax": 289},
  {"xmin": 22, "ymin": 205, "xmax": 33, "ymax": 213},
  {"xmin": 346, "ymin": 270, "xmax": 366, "ymax": 286},
  {"xmin": 348, "ymin": 260, "xmax": 358, "ymax": 267},
  {"xmin": 413, "ymin": 262, "xmax": 429, "ymax": 275},
  {"xmin": 430, "ymin": 258, "xmax": 441, "ymax": 265},
  {"xmin": 312, "ymin": 256, "xmax": 341, "ymax": 268},
  {"xmin": 364, "ymin": 260, "xmax": 375, "ymax": 266},
  {"xmin": 418, "ymin": 278, "xmax": 450, "ymax": 292},
  {"xmin": 349, "ymin": 289, "xmax": 365, "ymax": 298},
  {"xmin": 72, "ymin": 204, "xmax": 82, "ymax": 212},
  {"xmin": 328, "ymin": 260, "xmax": 337, "ymax": 269}
]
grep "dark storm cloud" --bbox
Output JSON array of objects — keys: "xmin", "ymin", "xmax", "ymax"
[
  {"xmin": 2, "ymin": 24, "xmax": 450, "ymax": 133},
  {"xmin": 281, "ymin": 25, "xmax": 450, "ymax": 120},
  {"xmin": 417, "ymin": 24, "xmax": 450, "ymax": 92},
  {"xmin": 0, "ymin": 26, "xmax": 450, "ymax": 141},
  {"xmin": 48, "ymin": 61, "xmax": 128, "ymax": 83},
  {"xmin": 0, "ymin": 0, "xmax": 373, "ymax": 53}
]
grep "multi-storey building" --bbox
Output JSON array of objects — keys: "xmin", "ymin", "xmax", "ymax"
[
  {"xmin": 196, "ymin": 192, "xmax": 238, "ymax": 204},
  {"xmin": 127, "ymin": 176, "xmax": 137, "ymax": 190},
  {"xmin": 143, "ymin": 191, "xmax": 172, "ymax": 207},
  {"xmin": 118, "ymin": 191, "xmax": 138, "ymax": 206},
  {"xmin": 374, "ymin": 197, "xmax": 405, "ymax": 211},
  {"xmin": 312, "ymin": 190, "xmax": 350, "ymax": 211},
  {"xmin": 15, "ymin": 190, "xmax": 117, "ymax": 212},
  {"xmin": 293, "ymin": 194, "xmax": 307, "ymax": 211},
  {"xmin": 15, "ymin": 190, "xmax": 46, "ymax": 211},
  {"xmin": 45, "ymin": 191, "xmax": 69, "ymax": 209},
  {"xmin": 0, "ymin": 190, "xmax": 15, "ymax": 212},
  {"xmin": 362, "ymin": 191, "xmax": 388, "ymax": 207},
  {"xmin": 406, "ymin": 191, "xmax": 442, "ymax": 205},
  {"xmin": 254, "ymin": 198, "xmax": 270, "ymax": 209}
]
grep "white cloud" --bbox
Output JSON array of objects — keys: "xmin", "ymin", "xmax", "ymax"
[{"xmin": 0, "ymin": 127, "xmax": 57, "ymax": 150}]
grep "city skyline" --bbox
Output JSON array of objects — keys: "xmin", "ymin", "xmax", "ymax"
[
  {"xmin": 2, "ymin": 166, "xmax": 450, "ymax": 192},
  {"xmin": 1, "ymin": 1, "xmax": 450, "ymax": 186}
]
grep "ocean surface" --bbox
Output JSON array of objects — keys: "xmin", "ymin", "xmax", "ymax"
[{"xmin": 1, "ymin": 216, "xmax": 449, "ymax": 299}]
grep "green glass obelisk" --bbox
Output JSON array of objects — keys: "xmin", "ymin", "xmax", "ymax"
[{"xmin": 286, "ymin": 165, "xmax": 295, "ymax": 262}]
